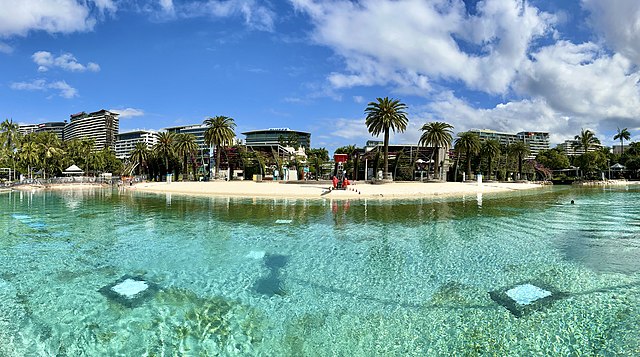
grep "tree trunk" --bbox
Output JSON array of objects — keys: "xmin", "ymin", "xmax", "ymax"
[
  {"xmin": 518, "ymin": 154, "xmax": 523, "ymax": 179},
  {"xmin": 434, "ymin": 146, "xmax": 440, "ymax": 180},
  {"xmin": 487, "ymin": 157, "xmax": 492, "ymax": 181},
  {"xmin": 383, "ymin": 129, "xmax": 390, "ymax": 177},
  {"xmin": 466, "ymin": 150, "xmax": 472, "ymax": 180},
  {"xmin": 215, "ymin": 145, "xmax": 221, "ymax": 178}
]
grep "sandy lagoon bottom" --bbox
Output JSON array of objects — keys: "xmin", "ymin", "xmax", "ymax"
[{"xmin": 0, "ymin": 186, "xmax": 638, "ymax": 355}]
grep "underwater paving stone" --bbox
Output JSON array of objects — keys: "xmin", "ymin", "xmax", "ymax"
[
  {"xmin": 489, "ymin": 282, "xmax": 565, "ymax": 318},
  {"xmin": 99, "ymin": 275, "xmax": 159, "ymax": 308}
]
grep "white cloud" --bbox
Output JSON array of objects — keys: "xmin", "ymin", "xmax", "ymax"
[
  {"xmin": 182, "ymin": 0, "xmax": 275, "ymax": 31},
  {"xmin": 48, "ymin": 80, "xmax": 78, "ymax": 98},
  {"xmin": 582, "ymin": 0, "xmax": 640, "ymax": 65},
  {"xmin": 32, "ymin": 51, "xmax": 100, "ymax": 72},
  {"xmin": 292, "ymin": 0, "xmax": 555, "ymax": 94},
  {"xmin": 516, "ymin": 41, "xmax": 640, "ymax": 121},
  {"xmin": 0, "ymin": 0, "xmax": 96, "ymax": 37},
  {"xmin": 111, "ymin": 108, "xmax": 145, "ymax": 118},
  {"xmin": 352, "ymin": 96, "xmax": 364, "ymax": 104},
  {"xmin": 159, "ymin": 0, "xmax": 175, "ymax": 14},
  {"xmin": 10, "ymin": 79, "xmax": 78, "ymax": 98}
]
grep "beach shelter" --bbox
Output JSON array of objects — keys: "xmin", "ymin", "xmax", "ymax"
[
  {"xmin": 610, "ymin": 163, "xmax": 625, "ymax": 170},
  {"xmin": 63, "ymin": 164, "xmax": 84, "ymax": 176}
]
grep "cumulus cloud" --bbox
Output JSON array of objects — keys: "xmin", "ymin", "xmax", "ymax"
[
  {"xmin": 111, "ymin": 108, "xmax": 145, "ymax": 118},
  {"xmin": 10, "ymin": 79, "xmax": 78, "ymax": 98},
  {"xmin": 32, "ymin": 51, "xmax": 100, "ymax": 72},
  {"xmin": 0, "ymin": 0, "xmax": 98, "ymax": 37},
  {"xmin": 582, "ymin": 0, "xmax": 640, "ymax": 65},
  {"xmin": 294, "ymin": 0, "xmax": 640, "ymax": 146},
  {"xmin": 292, "ymin": 0, "xmax": 554, "ymax": 94}
]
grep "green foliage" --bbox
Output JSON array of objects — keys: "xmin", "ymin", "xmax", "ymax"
[
  {"xmin": 365, "ymin": 97, "xmax": 408, "ymax": 176},
  {"xmin": 536, "ymin": 148, "xmax": 570, "ymax": 170},
  {"xmin": 575, "ymin": 151, "xmax": 607, "ymax": 177},
  {"xmin": 419, "ymin": 121, "xmax": 454, "ymax": 180},
  {"xmin": 203, "ymin": 115, "xmax": 236, "ymax": 176},
  {"xmin": 455, "ymin": 131, "xmax": 481, "ymax": 179},
  {"xmin": 574, "ymin": 128, "xmax": 600, "ymax": 152}
]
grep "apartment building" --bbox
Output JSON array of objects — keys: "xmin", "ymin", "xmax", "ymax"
[
  {"xmin": 469, "ymin": 129, "xmax": 550, "ymax": 159},
  {"xmin": 64, "ymin": 110, "xmax": 119, "ymax": 150},
  {"xmin": 558, "ymin": 139, "xmax": 602, "ymax": 156},
  {"xmin": 115, "ymin": 130, "xmax": 159, "ymax": 159}
]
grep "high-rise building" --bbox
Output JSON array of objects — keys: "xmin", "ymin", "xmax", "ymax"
[
  {"xmin": 64, "ymin": 110, "xmax": 119, "ymax": 150},
  {"xmin": 36, "ymin": 122, "xmax": 66, "ymax": 141},
  {"xmin": 558, "ymin": 140, "xmax": 602, "ymax": 156},
  {"xmin": 469, "ymin": 129, "xmax": 550, "ymax": 159},
  {"xmin": 516, "ymin": 131, "xmax": 550, "ymax": 159},
  {"xmin": 18, "ymin": 124, "xmax": 38, "ymax": 136},
  {"xmin": 115, "ymin": 130, "xmax": 159, "ymax": 159},
  {"xmin": 165, "ymin": 124, "xmax": 209, "ymax": 152},
  {"xmin": 18, "ymin": 122, "xmax": 66, "ymax": 140}
]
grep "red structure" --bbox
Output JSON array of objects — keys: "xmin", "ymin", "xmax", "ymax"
[{"xmin": 334, "ymin": 154, "xmax": 348, "ymax": 163}]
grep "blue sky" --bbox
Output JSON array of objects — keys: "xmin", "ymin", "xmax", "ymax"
[{"xmin": 2, "ymin": 0, "xmax": 640, "ymax": 155}]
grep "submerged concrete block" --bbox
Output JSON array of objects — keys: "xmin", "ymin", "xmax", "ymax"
[
  {"xmin": 489, "ymin": 282, "xmax": 564, "ymax": 317},
  {"xmin": 99, "ymin": 275, "xmax": 159, "ymax": 308}
]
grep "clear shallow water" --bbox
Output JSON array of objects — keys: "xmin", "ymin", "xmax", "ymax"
[{"xmin": 0, "ymin": 186, "xmax": 639, "ymax": 356}]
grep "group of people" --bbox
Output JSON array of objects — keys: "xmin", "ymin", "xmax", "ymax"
[{"xmin": 332, "ymin": 175, "xmax": 350, "ymax": 189}]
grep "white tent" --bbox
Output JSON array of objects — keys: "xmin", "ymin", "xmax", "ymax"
[{"xmin": 63, "ymin": 164, "xmax": 84, "ymax": 175}]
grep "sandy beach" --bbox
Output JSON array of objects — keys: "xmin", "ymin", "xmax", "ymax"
[{"xmin": 130, "ymin": 180, "xmax": 546, "ymax": 200}]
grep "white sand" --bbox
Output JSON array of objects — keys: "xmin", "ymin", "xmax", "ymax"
[{"xmin": 130, "ymin": 180, "xmax": 545, "ymax": 200}]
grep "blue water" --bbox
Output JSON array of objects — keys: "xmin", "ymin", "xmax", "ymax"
[{"xmin": 0, "ymin": 186, "xmax": 639, "ymax": 355}]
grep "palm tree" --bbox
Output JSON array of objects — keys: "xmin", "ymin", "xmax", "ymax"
[
  {"xmin": 18, "ymin": 141, "xmax": 39, "ymax": 179},
  {"xmin": 573, "ymin": 128, "xmax": 600, "ymax": 154},
  {"xmin": 508, "ymin": 142, "xmax": 530, "ymax": 179},
  {"xmin": 614, "ymin": 127, "xmax": 631, "ymax": 154},
  {"xmin": 203, "ymin": 116, "xmax": 236, "ymax": 178},
  {"xmin": 454, "ymin": 132, "xmax": 481, "ymax": 180},
  {"xmin": 153, "ymin": 131, "xmax": 176, "ymax": 178},
  {"xmin": 365, "ymin": 97, "xmax": 409, "ymax": 179},
  {"xmin": 36, "ymin": 132, "xmax": 64, "ymax": 179},
  {"xmin": 419, "ymin": 121, "xmax": 454, "ymax": 180},
  {"xmin": 175, "ymin": 133, "xmax": 199, "ymax": 180},
  {"xmin": 480, "ymin": 139, "xmax": 501, "ymax": 180},
  {"xmin": 130, "ymin": 142, "xmax": 150, "ymax": 176},
  {"xmin": 0, "ymin": 119, "xmax": 20, "ymax": 151}
]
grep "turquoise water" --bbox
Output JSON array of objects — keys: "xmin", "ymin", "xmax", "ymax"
[{"xmin": 0, "ymin": 186, "xmax": 639, "ymax": 355}]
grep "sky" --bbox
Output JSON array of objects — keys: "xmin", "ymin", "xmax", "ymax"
[{"xmin": 2, "ymin": 0, "xmax": 640, "ymax": 155}]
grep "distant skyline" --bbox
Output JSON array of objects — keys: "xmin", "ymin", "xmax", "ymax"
[{"xmin": 2, "ymin": 0, "xmax": 640, "ymax": 154}]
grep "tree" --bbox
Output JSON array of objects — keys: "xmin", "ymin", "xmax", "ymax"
[
  {"xmin": 573, "ymin": 128, "xmax": 600, "ymax": 153},
  {"xmin": 364, "ymin": 97, "xmax": 408, "ymax": 179},
  {"xmin": 307, "ymin": 147, "xmax": 329, "ymax": 180},
  {"xmin": 130, "ymin": 142, "xmax": 150, "ymax": 176},
  {"xmin": 454, "ymin": 131, "xmax": 481, "ymax": 180},
  {"xmin": 18, "ymin": 141, "xmax": 39, "ymax": 179},
  {"xmin": 203, "ymin": 116, "xmax": 236, "ymax": 178},
  {"xmin": 35, "ymin": 132, "xmax": 64, "ymax": 179},
  {"xmin": 480, "ymin": 139, "xmax": 501, "ymax": 180},
  {"xmin": 0, "ymin": 119, "xmax": 20, "ymax": 151},
  {"xmin": 153, "ymin": 131, "xmax": 176, "ymax": 177},
  {"xmin": 175, "ymin": 133, "xmax": 199, "ymax": 180},
  {"xmin": 575, "ymin": 151, "xmax": 607, "ymax": 178},
  {"xmin": 419, "ymin": 122, "xmax": 454, "ymax": 180},
  {"xmin": 536, "ymin": 148, "xmax": 570, "ymax": 170},
  {"xmin": 508, "ymin": 142, "xmax": 530, "ymax": 179},
  {"xmin": 614, "ymin": 127, "xmax": 631, "ymax": 154}
]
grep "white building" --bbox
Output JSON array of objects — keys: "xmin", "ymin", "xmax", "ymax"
[{"xmin": 115, "ymin": 130, "xmax": 159, "ymax": 159}]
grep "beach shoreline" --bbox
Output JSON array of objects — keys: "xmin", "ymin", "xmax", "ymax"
[{"xmin": 127, "ymin": 180, "xmax": 548, "ymax": 200}]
